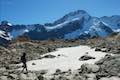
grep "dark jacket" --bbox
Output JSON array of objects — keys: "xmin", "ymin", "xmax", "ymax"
[{"xmin": 21, "ymin": 55, "xmax": 26, "ymax": 63}]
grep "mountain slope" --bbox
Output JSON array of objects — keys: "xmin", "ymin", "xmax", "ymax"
[
  {"xmin": 24, "ymin": 10, "xmax": 115, "ymax": 40},
  {"xmin": 1, "ymin": 10, "xmax": 120, "ymax": 40},
  {"xmin": 0, "ymin": 30, "xmax": 11, "ymax": 46},
  {"xmin": 101, "ymin": 15, "xmax": 120, "ymax": 31}
]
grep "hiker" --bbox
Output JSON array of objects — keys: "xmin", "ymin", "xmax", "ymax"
[{"xmin": 21, "ymin": 52, "xmax": 28, "ymax": 73}]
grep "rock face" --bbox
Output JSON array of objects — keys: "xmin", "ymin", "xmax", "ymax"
[
  {"xmin": 80, "ymin": 64, "xmax": 100, "ymax": 73},
  {"xmin": 96, "ymin": 54, "xmax": 120, "ymax": 77}
]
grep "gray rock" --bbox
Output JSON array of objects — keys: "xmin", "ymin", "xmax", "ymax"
[
  {"xmin": 3, "ymin": 72, "xmax": 9, "ymax": 76},
  {"xmin": 118, "ymin": 73, "xmax": 120, "ymax": 77},
  {"xmin": 96, "ymin": 55, "xmax": 120, "ymax": 76},
  {"xmin": 0, "ymin": 67, "xmax": 6, "ymax": 71},
  {"xmin": 0, "ymin": 76, "xmax": 8, "ymax": 80},
  {"xmin": 43, "ymin": 54, "xmax": 56, "ymax": 58},
  {"xmin": 32, "ymin": 63, "xmax": 36, "ymax": 65},
  {"xmin": 54, "ymin": 69, "xmax": 62, "ymax": 75},
  {"xmin": 100, "ymin": 76, "xmax": 120, "ymax": 80},
  {"xmin": 83, "ymin": 73, "xmax": 96, "ymax": 80},
  {"xmin": 37, "ymin": 75, "xmax": 44, "ymax": 80},
  {"xmin": 19, "ymin": 72, "xmax": 38, "ymax": 80},
  {"xmin": 95, "ymin": 48, "xmax": 101, "ymax": 51},
  {"xmin": 9, "ymin": 74, "xmax": 18, "ymax": 80},
  {"xmin": 72, "ymin": 75, "xmax": 85, "ymax": 80},
  {"xmin": 53, "ymin": 76, "xmax": 69, "ymax": 80},
  {"xmin": 99, "ymin": 77, "xmax": 111, "ymax": 80},
  {"xmin": 84, "ymin": 73, "xmax": 96, "ymax": 78},
  {"xmin": 79, "ymin": 55, "xmax": 95, "ymax": 61},
  {"xmin": 80, "ymin": 64, "xmax": 100, "ymax": 73},
  {"xmin": 109, "ymin": 76, "xmax": 120, "ymax": 80}
]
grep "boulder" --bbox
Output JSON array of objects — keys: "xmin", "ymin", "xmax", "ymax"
[
  {"xmin": 101, "ymin": 48, "xmax": 111, "ymax": 52},
  {"xmin": 37, "ymin": 75, "xmax": 44, "ymax": 80},
  {"xmin": 52, "ymin": 76, "xmax": 69, "ymax": 80},
  {"xmin": 100, "ymin": 76, "xmax": 120, "ymax": 80},
  {"xmin": 80, "ymin": 64, "xmax": 100, "ymax": 73},
  {"xmin": 79, "ymin": 55, "xmax": 95, "ymax": 61},
  {"xmin": 43, "ymin": 54, "xmax": 56, "ymax": 58},
  {"xmin": 3, "ymin": 72, "xmax": 9, "ymax": 76},
  {"xmin": 118, "ymin": 73, "xmax": 120, "ymax": 77},
  {"xmin": 87, "ymin": 78, "xmax": 96, "ymax": 80},
  {"xmin": 72, "ymin": 75, "xmax": 85, "ymax": 80},
  {"xmin": 54, "ymin": 69, "xmax": 62, "ymax": 75},
  {"xmin": 0, "ymin": 76, "xmax": 8, "ymax": 80},
  {"xmin": 99, "ymin": 77, "xmax": 110, "ymax": 80},
  {"xmin": 84, "ymin": 73, "xmax": 96, "ymax": 78},
  {"xmin": 96, "ymin": 55, "xmax": 120, "ymax": 76},
  {"xmin": 109, "ymin": 76, "xmax": 120, "ymax": 80},
  {"xmin": 9, "ymin": 74, "xmax": 18, "ymax": 80},
  {"xmin": 83, "ymin": 73, "xmax": 96, "ymax": 80},
  {"xmin": 19, "ymin": 72, "xmax": 38, "ymax": 80},
  {"xmin": 95, "ymin": 48, "xmax": 101, "ymax": 51},
  {"xmin": 0, "ymin": 67, "xmax": 6, "ymax": 72},
  {"xmin": 32, "ymin": 63, "xmax": 36, "ymax": 65}
]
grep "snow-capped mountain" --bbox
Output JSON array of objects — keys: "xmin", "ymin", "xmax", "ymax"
[
  {"xmin": 101, "ymin": 15, "xmax": 120, "ymax": 30},
  {"xmin": 0, "ymin": 21, "xmax": 12, "ymax": 32},
  {"xmin": 51, "ymin": 10, "xmax": 91, "ymax": 26},
  {"xmin": 0, "ymin": 21, "xmax": 12, "ymax": 46},
  {"xmin": 24, "ymin": 10, "xmax": 115, "ymax": 40},
  {"xmin": 0, "ymin": 10, "xmax": 120, "ymax": 40},
  {"xmin": 0, "ymin": 30, "xmax": 11, "ymax": 41},
  {"xmin": 0, "ymin": 30, "xmax": 12, "ymax": 46}
]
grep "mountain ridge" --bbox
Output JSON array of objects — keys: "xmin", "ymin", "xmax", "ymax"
[{"xmin": 0, "ymin": 10, "xmax": 120, "ymax": 41}]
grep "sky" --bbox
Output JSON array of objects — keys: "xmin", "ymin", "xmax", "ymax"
[{"xmin": 0, "ymin": 0, "xmax": 120, "ymax": 24}]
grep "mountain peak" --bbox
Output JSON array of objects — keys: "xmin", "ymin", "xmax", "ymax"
[
  {"xmin": 65, "ymin": 10, "xmax": 87, "ymax": 17},
  {"xmin": 53, "ymin": 10, "xmax": 90, "ymax": 25},
  {"xmin": 0, "ymin": 21, "xmax": 12, "ymax": 32},
  {"xmin": 0, "ymin": 21, "xmax": 12, "ymax": 26}
]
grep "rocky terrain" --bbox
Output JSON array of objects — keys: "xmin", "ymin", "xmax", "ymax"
[{"xmin": 0, "ymin": 33, "xmax": 120, "ymax": 80}]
